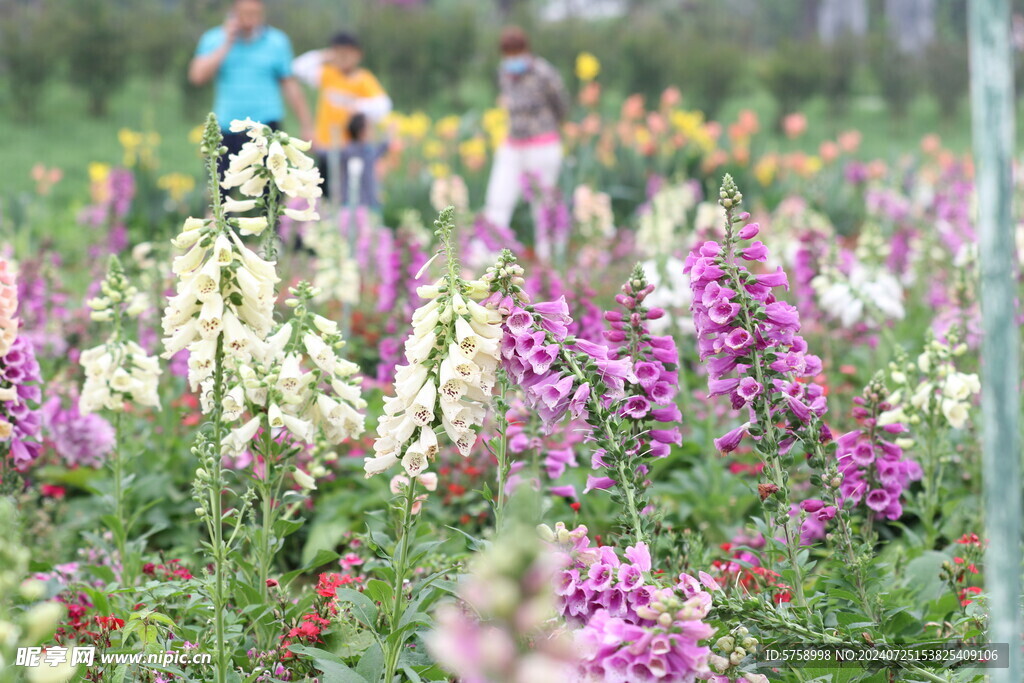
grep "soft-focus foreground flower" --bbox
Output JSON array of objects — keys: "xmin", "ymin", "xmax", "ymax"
[
  {"xmin": 684, "ymin": 174, "xmax": 829, "ymax": 457},
  {"xmin": 427, "ymin": 524, "xmax": 575, "ymax": 683},
  {"xmin": 365, "ymin": 207, "xmax": 503, "ymax": 478},
  {"xmin": 540, "ymin": 522, "xmax": 719, "ymax": 682}
]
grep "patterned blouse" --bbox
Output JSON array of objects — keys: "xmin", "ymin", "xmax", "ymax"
[{"xmin": 499, "ymin": 57, "xmax": 569, "ymax": 141}]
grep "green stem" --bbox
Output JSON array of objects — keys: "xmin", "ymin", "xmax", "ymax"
[
  {"xmin": 112, "ymin": 410, "xmax": 129, "ymax": 585},
  {"xmin": 382, "ymin": 479, "xmax": 419, "ymax": 683},
  {"xmin": 561, "ymin": 344, "xmax": 646, "ymax": 545},
  {"xmin": 493, "ymin": 381, "xmax": 511, "ymax": 532},
  {"xmin": 209, "ymin": 338, "xmax": 229, "ymax": 683},
  {"xmin": 720, "ymin": 219, "xmax": 810, "ymax": 614}
]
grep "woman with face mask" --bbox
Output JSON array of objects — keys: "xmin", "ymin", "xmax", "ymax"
[{"xmin": 482, "ymin": 26, "xmax": 569, "ymax": 261}]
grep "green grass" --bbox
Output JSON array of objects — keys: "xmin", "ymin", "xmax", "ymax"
[{"xmin": 0, "ymin": 75, "xmax": 996, "ymax": 207}]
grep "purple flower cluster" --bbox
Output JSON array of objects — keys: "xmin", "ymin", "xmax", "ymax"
[
  {"xmin": 499, "ymin": 296, "xmax": 631, "ymax": 431},
  {"xmin": 836, "ymin": 399, "xmax": 921, "ymax": 521},
  {"xmin": 545, "ymin": 524, "xmax": 715, "ymax": 681},
  {"xmin": 684, "ymin": 189, "xmax": 829, "ymax": 455},
  {"xmin": 40, "ymin": 396, "xmax": 115, "ymax": 469},
  {"xmin": 506, "ymin": 399, "xmax": 583, "ymax": 483},
  {"xmin": 603, "ymin": 269, "xmax": 682, "ymax": 454},
  {"xmin": 1, "ymin": 336, "xmax": 43, "ymax": 470},
  {"xmin": 525, "ymin": 268, "xmax": 605, "ymax": 343},
  {"xmin": 789, "ymin": 498, "xmax": 838, "ymax": 545}
]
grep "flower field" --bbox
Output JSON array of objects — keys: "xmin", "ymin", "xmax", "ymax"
[{"xmin": 0, "ymin": 81, "xmax": 1018, "ymax": 683}]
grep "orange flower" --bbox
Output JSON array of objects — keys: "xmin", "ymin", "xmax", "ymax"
[
  {"xmin": 921, "ymin": 133, "xmax": 942, "ymax": 155},
  {"xmin": 737, "ymin": 109, "xmax": 759, "ymax": 136},
  {"xmin": 819, "ymin": 140, "xmax": 839, "ymax": 164},
  {"xmin": 621, "ymin": 94, "xmax": 645, "ymax": 120},
  {"xmin": 646, "ymin": 112, "xmax": 667, "ymax": 136},
  {"xmin": 579, "ymin": 81, "xmax": 601, "ymax": 108},
  {"xmin": 581, "ymin": 113, "xmax": 602, "ymax": 137},
  {"xmin": 837, "ymin": 130, "xmax": 861, "ymax": 153},
  {"xmin": 660, "ymin": 86, "xmax": 682, "ymax": 109},
  {"xmin": 782, "ymin": 112, "xmax": 807, "ymax": 139}
]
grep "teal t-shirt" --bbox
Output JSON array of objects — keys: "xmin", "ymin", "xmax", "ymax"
[{"xmin": 195, "ymin": 26, "xmax": 293, "ymax": 129}]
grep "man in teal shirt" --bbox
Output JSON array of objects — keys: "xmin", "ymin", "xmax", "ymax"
[{"xmin": 188, "ymin": 0, "xmax": 312, "ymax": 174}]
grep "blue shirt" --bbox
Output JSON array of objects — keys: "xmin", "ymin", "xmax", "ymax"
[{"xmin": 195, "ymin": 26, "xmax": 293, "ymax": 129}]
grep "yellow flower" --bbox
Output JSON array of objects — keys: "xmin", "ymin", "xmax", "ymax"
[
  {"xmin": 802, "ymin": 155, "xmax": 823, "ymax": 176},
  {"xmin": 423, "ymin": 140, "xmax": 445, "ymax": 160},
  {"xmin": 633, "ymin": 127, "xmax": 652, "ymax": 149},
  {"xmin": 88, "ymin": 162, "xmax": 111, "ymax": 184},
  {"xmin": 671, "ymin": 110, "xmax": 715, "ymax": 153},
  {"xmin": 429, "ymin": 163, "xmax": 451, "ymax": 178},
  {"xmin": 434, "ymin": 115, "xmax": 461, "ymax": 140},
  {"xmin": 158, "ymin": 173, "xmax": 196, "ymax": 202},
  {"xmin": 404, "ymin": 111, "xmax": 431, "ymax": 140},
  {"xmin": 575, "ymin": 52, "xmax": 601, "ymax": 82},
  {"xmin": 754, "ymin": 156, "xmax": 778, "ymax": 187},
  {"xmin": 459, "ymin": 137, "xmax": 488, "ymax": 171},
  {"xmin": 458, "ymin": 137, "xmax": 486, "ymax": 162},
  {"xmin": 118, "ymin": 128, "xmax": 142, "ymax": 150},
  {"xmin": 482, "ymin": 108, "xmax": 508, "ymax": 134},
  {"xmin": 669, "ymin": 109, "xmax": 704, "ymax": 135},
  {"xmin": 188, "ymin": 125, "xmax": 205, "ymax": 145}
]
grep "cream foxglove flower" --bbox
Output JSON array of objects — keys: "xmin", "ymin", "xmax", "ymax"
[
  {"xmin": 79, "ymin": 341, "xmax": 162, "ymax": 414},
  {"xmin": 365, "ymin": 209, "xmax": 502, "ymax": 479}
]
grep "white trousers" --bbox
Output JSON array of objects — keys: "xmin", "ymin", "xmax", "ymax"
[{"xmin": 483, "ymin": 141, "xmax": 563, "ymax": 257}]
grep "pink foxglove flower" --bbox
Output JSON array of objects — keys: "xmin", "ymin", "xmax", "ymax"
[
  {"xmin": 0, "ymin": 259, "xmax": 18, "ymax": 357},
  {"xmin": 684, "ymin": 175, "xmax": 829, "ymax": 457}
]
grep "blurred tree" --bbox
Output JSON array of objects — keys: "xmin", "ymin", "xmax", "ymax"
[
  {"xmin": 0, "ymin": 1, "xmax": 53, "ymax": 120},
  {"xmin": 924, "ymin": 39, "xmax": 969, "ymax": 121},
  {"xmin": 822, "ymin": 35, "xmax": 861, "ymax": 116},
  {"xmin": 59, "ymin": 0, "xmax": 132, "ymax": 117},
  {"xmin": 868, "ymin": 31, "xmax": 920, "ymax": 119},
  {"xmin": 761, "ymin": 40, "xmax": 828, "ymax": 125}
]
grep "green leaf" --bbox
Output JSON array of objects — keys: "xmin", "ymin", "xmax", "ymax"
[
  {"xmin": 335, "ymin": 588, "xmax": 379, "ymax": 626},
  {"xmin": 281, "ymin": 549, "xmax": 341, "ymax": 586},
  {"xmin": 900, "ymin": 551, "xmax": 948, "ymax": 603},
  {"xmin": 356, "ymin": 643, "xmax": 384, "ymax": 682},
  {"xmin": 364, "ymin": 578, "xmax": 394, "ymax": 606},
  {"xmin": 288, "ymin": 645, "xmax": 367, "ymax": 683}
]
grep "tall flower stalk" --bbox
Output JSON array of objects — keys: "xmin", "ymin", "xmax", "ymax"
[
  {"xmin": 219, "ymin": 280, "xmax": 365, "ymax": 647},
  {"xmin": 162, "ymin": 114, "xmax": 321, "ymax": 682},
  {"xmin": 0, "ymin": 259, "xmax": 42, "ymax": 494},
  {"xmin": 363, "ymin": 206, "xmax": 503, "ymax": 682},
  {"xmin": 685, "ymin": 175, "xmax": 830, "ymax": 611},
  {"xmin": 485, "ymin": 252, "xmax": 653, "ymax": 545},
  {"xmin": 79, "ymin": 255, "xmax": 160, "ymax": 584}
]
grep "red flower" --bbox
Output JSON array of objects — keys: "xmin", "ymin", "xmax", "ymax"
[
  {"xmin": 266, "ymin": 579, "xmax": 279, "ymax": 587},
  {"xmin": 959, "ymin": 586, "xmax": 982, "ymax": 606},
  {"xmin": 316, "ymin": 573, "xmax": 344, "ymax": 598},
  {"xmin": 40, "ymin": 484, "xmax": 66, "ymax": 499},
  {"xmin": 96, "ymin": 615, "xmax": 125, "ymax": 630},
  {"xmin": 569, "ymin": 502, "xmax": 581, "ymax": 512}
]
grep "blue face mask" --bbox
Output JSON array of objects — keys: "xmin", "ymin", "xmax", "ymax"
[{"xmin": 501, "ymin": 56, "xmax": 530, "ymax": 75}]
